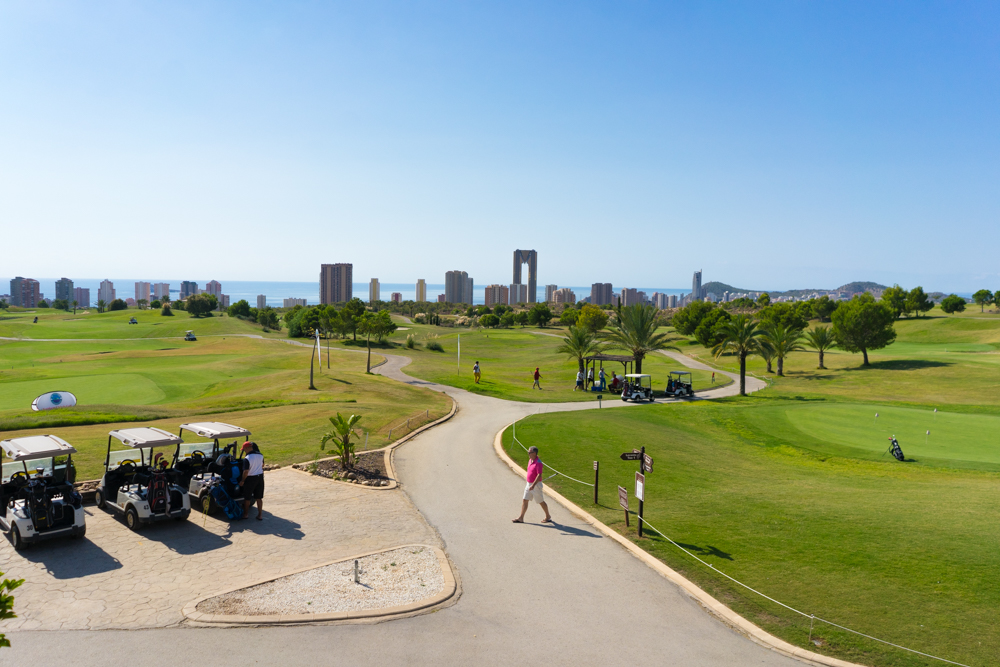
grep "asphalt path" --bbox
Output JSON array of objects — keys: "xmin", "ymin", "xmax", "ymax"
[{"xmin": 3, "ymin": 350, "xmax": 787, "ymax": 667}]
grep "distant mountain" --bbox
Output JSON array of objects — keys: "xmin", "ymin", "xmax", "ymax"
[
  {"xmin": 701, "ymin": 280, "xmax": 889, "ymax": 299},
  {"xmin": 834, "ymin": 281, "xmax": 888, "ymax": 295}
]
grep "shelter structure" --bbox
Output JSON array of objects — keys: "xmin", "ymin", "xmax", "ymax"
[{"xmin": 584, "ymin": 353, "xmax": 636, "ymax": 390}]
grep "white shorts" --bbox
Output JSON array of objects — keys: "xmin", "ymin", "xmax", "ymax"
[{"xmin": 523, "ymin": 482, "xmax": 545, "ymax": 504}]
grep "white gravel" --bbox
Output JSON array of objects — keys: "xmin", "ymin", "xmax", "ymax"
[{"xmin": 197, "ymin": 546, "xmax": 444, "ymax": 616}]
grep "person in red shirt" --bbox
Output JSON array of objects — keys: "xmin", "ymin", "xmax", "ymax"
[
  {"xmin": 512, "ymin": 446, "xmax": 552, "ymax": 524},
  {"xmin": 532, "ymin": 367, "xmax": 542, "ymax": 390}
]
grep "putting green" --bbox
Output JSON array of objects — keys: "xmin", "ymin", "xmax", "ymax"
[
  {"xmin": 0, "ymin": 374, "xmax": 166, "ymax": 410},
  {"xmin": 782, "ymin": 403, "xmax": 1000, "ymax": 466}
]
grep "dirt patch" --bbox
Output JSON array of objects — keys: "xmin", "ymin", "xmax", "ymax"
[{"xmin": 294, "ymin": 451, "xmax": 390, "ymax": 487}]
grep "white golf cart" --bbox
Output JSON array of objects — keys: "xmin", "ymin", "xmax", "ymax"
[
  {"xmin": 176, "ymin": 421, "xmax": 251, "ymax": 515},
  {"xmin": 94, "ymin": 427, "xmax": 191, "ymax": 531},
  {"xmin": 184, "ymin": 330, "xmax": 196, "ymax": 341},
  {"xmin": 664, "ymin": 371, "xmax": 694, "ymax": 398},
  {"xmin": 0, "ymin": 435, "xmax": 86, "ymax": 550},
  {"xmin": 621, "ymin": 374, "xmax": 655, "ymax": 402}
]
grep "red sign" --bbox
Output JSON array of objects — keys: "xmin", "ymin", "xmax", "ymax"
[{"xmin": 618, "ymin": 485, "xmax": 628, "ymax": 510}]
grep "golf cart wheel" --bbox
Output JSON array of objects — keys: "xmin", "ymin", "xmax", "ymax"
[
  {"xmin": 10, "ymin": 526, "xmax": 25, "ymax": 551},
  {"xmin": 94, "ymin": 488, "xmax": 107, "ymax": 510},
  {"xmin": 125, "ymin": 507, "xmax": 141, "ymax": 532},
  {"xmin": 621, "ymin": 396, "xmax": 628, "ymax": 402},
  {"xmin": 200, "ymin": 494, "xmax": 215, "ymax": 515},
  {"xmin": 72, "ymin": 525, "xmax": 86, "ymax": 539}
]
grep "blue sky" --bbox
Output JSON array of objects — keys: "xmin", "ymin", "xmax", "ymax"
[{"xmin": 2, "ymin": 2, "xmax": 998, "ymax": 292}]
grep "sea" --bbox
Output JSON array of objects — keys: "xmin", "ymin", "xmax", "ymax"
[{"xmin": 4, "ymin": 278, "xmax": 690, "ymax": 308}]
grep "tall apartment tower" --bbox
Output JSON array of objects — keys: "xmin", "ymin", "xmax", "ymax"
[
  {"xmin": 152, "ymin": 283, "xmax": 170, "ymax": 299},
  {"xmin": 9, "ymin": 277, "xmax": 24, "ymax": 307},
  {"xmin": 11, "ymin": 278, "xmax": 41, "ymax": 307},
  {"xmin": 369, "ymin": 279, "xmax": 380, "ymax": 303},
  {"xmin": 553, "ymin": 288, "xmax": 576, "ymax": 305},
  {"xmin": 257, "ymin": 295, "xmax": 267, "ymax": 309},
  {"xmin": 692, "ymin": 270, "xmax": 703, "ymax": 301},
  {"xmin": 544, "ymin": 284, "xmax": 558, "ymax": 303},
  {"xmin": 509, "ymin": 283, "xmax": 527, "ymax": 304},
  {"xmin": 620, "ymin": 287, "xmax": 640, "ymax": 307},
  {"xmin": 180, "ymin": 281, "xmax": 198, "ymax": 299},
  {"xmin": 415, "ymin": 279, "xmax": 427, "ymax": 303},
  {"xmin": 98, "ymin": 280, "xmax": 116, "ymax": 304},
  {"xmin": 205, "ymin": 280, "xmax": 223, "ymax": 299},
  {"xmin": 484, "ymin": 284, "xmax": 509, "ymax": 307},
  {"xmin": 55, "ymin": 278, "xmax": 74, "ymax": 303},
  {"xmin": 320, "ymin": 263, "xmax": 353, "ymax": 304},
  {"xmin": 445, "ymin": 271, "xmax": 471, "ymax": 304},
  {"xmin": 590, "ymin": 283, "xmax": 613, "ymax": 306},
  {"xmin": 135, "ymin": 282, "xmax": 151, "ymax": 303},
  {"xmin": 73, "ymin": 287, "xmax": 90, "ymax": 307},
  {"xmin": 512, "ymin": 249, "xmax": 538, "ymax": 303}
]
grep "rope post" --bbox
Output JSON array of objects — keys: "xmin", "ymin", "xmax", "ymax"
[
  {"xmin": 809, "ymin": 615, "xmax": 815, "ymax": 643},
  {"xmin": 593, "ymin": 461, "xmax": 599, "ymax": 505},
  {"xmin": 354, "ymin": 559, "xmax": 359, "ymax": 584},
  {"xmin": 388, "ymin": 427, "xmax": 393, "ymax": 441}
]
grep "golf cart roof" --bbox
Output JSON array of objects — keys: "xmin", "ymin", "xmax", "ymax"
[
  {"xmin": 1, "ymin": 435, "xmax": 77, "ymax": 461},
  {"xmin": 670, "ymin": 371, "xmax": 693, "ymax": 376},
  {"xmin": 178, "ymin": 421, "xmax": 251, "ymax": 439},
  {"xmin": 624, "ymin": 374, "xmax": 651, "ymax": 379},
  {"xmin": 108, "ymin": 427, "xmax": 182, "ymax": 448}
]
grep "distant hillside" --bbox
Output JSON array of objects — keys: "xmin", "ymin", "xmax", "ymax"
[
  {"xmin": 835, "ymin": 281, "xmax": 888, "ymax": 295},
  {"xmin": 701, "ymin": 280, "xmax": 889, "ymax": 298}
]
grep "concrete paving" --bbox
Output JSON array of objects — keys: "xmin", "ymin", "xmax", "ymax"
[{"xmin": 1, "ymin": 351, "xmax": 791, "ymax": 666}]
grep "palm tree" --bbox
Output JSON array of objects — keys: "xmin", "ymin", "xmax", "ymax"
[
  {"xmin": 71, "ymin": 300, "xmax": 78, "ymax": 314},
  {"xmin": 758, "ymin": 338, "xmax": 775, "ymax": 373},
  {"xmin": 556, "ymin": 326, "xmax": 605, "ymax": 378},
  {"xmin": 96, "ymin": 299, "xmax": 106, "ymax": 314},
  {"xmin": 761, "ymin": 323, "xmax": 806, "ymax": 376},
  {"xmin": 711, "ymin": 315, "xmax": 764, "ymax": 396},
  {"xmin": 320, "ymin": 413, "xmax": 363, "ymax": 471},
  {"xmin": 600, "ymin": 304, "xmax": 678, "ymax": 373},
  {"xmin": 804, "ymin": 325, "xmax": 837, "ymax": 369}
]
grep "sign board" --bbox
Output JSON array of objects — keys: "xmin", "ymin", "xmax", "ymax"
[
  {"xmin": 593, "ymin": 461, "xmax": 599, "ymax": 471},
  {"xmin": 618, "ymin": 485, "xmax": 628, "ymax": 510},
  {"xmin": 31, "ymin": 391, "xmax": 78, "ymax": 412},
  {"xmin": 620, "ymin": 452, "xmax": 642, "ymax": 461},
  {"xmin": 635, "ymin": 472, "xmax": 645, "ymax": 502},
  {"xmin": 643, "ymin": 453, "xmax": 653, "ymax": 472}
]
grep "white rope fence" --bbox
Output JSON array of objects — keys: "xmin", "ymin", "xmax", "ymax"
[{"xmin": 509, "ymin": 418, "xmax": 971, "ymax": 667}]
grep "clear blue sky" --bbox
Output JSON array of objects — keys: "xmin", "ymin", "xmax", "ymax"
[{"xmin": 2, "ymin": 2, "xmax": 998, "ymax": 292}]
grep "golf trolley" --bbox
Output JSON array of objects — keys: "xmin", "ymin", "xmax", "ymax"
[
  {"xmin": 176, "ymin": 421, "xmax": 250, "ymax": 518},
  {"xmin": 0, "ymin": 435, "xmax": 86, "ymax": 551},
  {"xmin": 621, "ymin": 374, "xmax": 655, "ymax": 402},
  {"xmin": 663, "ymin": 371, "xmax": 694, "ymax": 398},
  {"xmin": 94, "ymin": 427, "xmax": 191, "ymax": 531}
]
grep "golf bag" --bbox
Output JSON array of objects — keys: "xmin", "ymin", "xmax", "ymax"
[
  {"xmin": 148, "ymin": 471, "xmax": 169, "ymax": 514},
  {"xmin": 889, "ymin": 437, "xmax": 905, "ymax": 461},
  {"xmin": 210, "ymin": 483, "xmax": 243, "ymax": 520},
  {"xmin": 26, "ymin": 480, "xmax": 54, "ymax": 530}
]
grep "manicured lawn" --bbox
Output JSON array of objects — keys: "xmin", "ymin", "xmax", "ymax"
[
  {"xmin": 503, "ymin": 405, "xmax": 998, "ymax": 667},
  {"xmin": 389, "ymin": 325, "xmax": 728, "ymax": 402}
]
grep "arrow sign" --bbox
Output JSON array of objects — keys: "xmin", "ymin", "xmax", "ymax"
[
  {"xmin": 643, "ymin": 453, "xmax": 653, "ymax": 472},
  {"xmin": 620, "ymin": 452, "xmax": 642, "ymax": 461}
]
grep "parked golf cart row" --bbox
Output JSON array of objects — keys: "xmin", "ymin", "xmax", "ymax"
[
  {"xmin": 619, "ymin": 371, "xmax": 694, "ymax": 402},
  {"xmin": 2, "ymin": 421, "xmax": 255, "ymax": 549}
]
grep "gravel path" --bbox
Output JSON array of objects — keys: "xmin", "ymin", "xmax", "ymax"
[{"xmin": 197, "ymin": 547, "xmax": 444, "ymax": 616}]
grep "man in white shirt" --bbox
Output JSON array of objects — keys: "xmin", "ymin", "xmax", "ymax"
[{"xmin": 240, "ymin": 441, "xmax": 266, "ymax": 521}]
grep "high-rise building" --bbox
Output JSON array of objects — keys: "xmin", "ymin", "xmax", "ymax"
[
  {"xmin": 484, "ymin": 284, "xmax": 509, "ymax": 307},
  {"xmin": 320, "ymin": 263, "xmax": 353, "ymax": 304},
  {"xmin": 437, "ymin": 294, "xmax": 446, "ymax": 303},
  {"xmin": 219, "ymin": 294, "xmax": 231, "ymax": 309},
  {"xmin": 283, "ymin": 298, "xmax": 307, "ymax": 308},
  {"xmin": 415, "ymin": 279, "xmax": 427, "ymax": 303},
  {"xmin": 512, "ymin": 249, "xmax": 538, "ymax": 303},
  {"xmin": 652, "ymin": 292, "xmax": 669, "ymax": 309},
  {"xmin": 9, "ymin": 277, "xmax": 24, "ymax": 307},
  {"xmin": 73, "ymin": 287, "xmax": 90, "ymax": 307},
  {"xmin": 445, "ymin": 271, "xmax": 472, "ymax": 304},
  {"xmin": 545, "ymin": 284, "xmax": 558, "ymax": 303},
  {"xmin": 391, "ymin": 292, "xmax": 402, "ymax": 304},
  {"xmin": 620, "ymin": 288, "xmax": 640, "ymax": 307},
  {"xmin": 369, "ymin": 279, "xmax": 380, "ymax": 303},
  {"xmin": 153, "ymin": 283, "xmax": 170, "ymax": 299},
  {"xmin": 590, "ymin": 283, "xmax": 613, "ymax": 306},
  {"xmin": 135, "ymin": 282, "xmax": 151, "ymax": 303},
  {"xmin": 553, "ymin": 288, "xmax": 576, "ymax": 305},
  {"xmin": 55, "ymin": 278, "xmax": 74, "ymax": 303},
  {"xmin": 257, "ymin": 295, "xmax": 267, "ymax": 309},
  {"xmin": 98, "ymin": 280, "xmax": 116, "ymax": 304},
  {"xmin": 692, "ymin": 270, "xmax": 703, "ymax": 301},
  {"xmin": 509, "ymin": 283, "xmax": 528, "ymax": 304},
  {"xmin": 17, "ymin": 278, "xmax": 41, "ymax": 308},
  {"xmin": 668, "ymin": 294, "xmax": 678, "ymax": 308},
  {"xmin": 180, "ymin": 281, "xmax": 198, "ymax": 299},
  {"xmin": 205, "ymin": 280, "xmax": 223, "ymax": 299}
]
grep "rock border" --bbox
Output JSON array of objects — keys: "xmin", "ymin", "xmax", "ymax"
[
  {"xmin": 183, "ymin": 544, "xmax": 457, "ymax": 625},
  {"xmin": 289, "ymin": 396, "xmax": 458, "ymax": 491},
  {"xmin": 492, "ymin": 424, "xmax": 864, "ymax": 667}
]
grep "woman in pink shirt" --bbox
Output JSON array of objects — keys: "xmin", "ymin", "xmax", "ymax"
[{"xmin": 513, "ymin": 446, "xmax": 552, "ymax": 524}]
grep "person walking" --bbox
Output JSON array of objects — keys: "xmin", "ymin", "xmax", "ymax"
[
  {"xmin": 513, "ymin": 446, "xmax": 552, "ymax": 524},
  {"xmin": 712, "ymin": 371, "xmax": 716, "ymax": 384},
  {"xmin": 598, "ymin": 367, "xmax": 606, "ymax": 389},
  {"xmin": 586, "ymin": 367, "xmax": 594, "ymax": 389},
  {"xmin": 575, "ymin": 370, "xmax": 584, "ymax": 391},
  {"xmin": 532, "ymin": 367, "xmax": 542, "ymax": 389},
  {"xmin": 473, "ymin": 361, "xmax": 481, "ymax": 384},
  {"xmin": 240, "ymin": 441, "xmax": 265, "ymax": 520}
]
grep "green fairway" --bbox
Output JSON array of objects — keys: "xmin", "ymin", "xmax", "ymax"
[
  {"xmin": 391, "ymin": 325, "xmax": 728, "ymax": 402},
  {"xmin": 504, "ymin": 405, "xmax": 998, "ymax": 667}
]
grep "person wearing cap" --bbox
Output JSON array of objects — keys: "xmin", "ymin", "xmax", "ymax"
[
  {"xmin": 512, "ymin": 446, "xmax": 552, "ymax": 524},
  {"xmin": 239, "ymin": 441, "xmax": 265, "ymax": 520}
]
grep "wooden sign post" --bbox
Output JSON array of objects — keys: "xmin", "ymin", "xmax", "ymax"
[
  {"xmin": 618, "ymin": 485, "xmax": 629, "ymax": 527},
  {"xmin": 593, "ymin": 461, "xmax": 599, "ymax": 505}
]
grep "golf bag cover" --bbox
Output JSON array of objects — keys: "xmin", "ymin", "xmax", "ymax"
[
  {"xmin": 210, "ymin": 483, "xmax": 243, "ymax": 520},
  {"xmin": 26, "ymin": 480, "xmax": 53, "ymax": 530},
  {"xmin": 148, "ymin": 471, "xmax": 169, "ymax": 513},
  {"xmin": 890, "ymin": 437, "xmax": 905, "ymax": 462}
]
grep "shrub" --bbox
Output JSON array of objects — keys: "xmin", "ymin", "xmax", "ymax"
[
  {"xmin": 940, "ymin": 294, "xmax": 966, "ymax": 314},
  {"xmin": 426, "ymin": 341, "xmax": 444, "ymax": 352},
  {"xmin": 405, "ymin": 334, "xmax": 417, "ymax": 349},
  {"xmin": 150, "ymin": 300, "xmax": 162, "ymax": 309},
  {"xmin": 108, "ymin": 299, "xmax": 127, "ymax": 311},
  {"xmin": 161, "ymin": 305, "xmax": 173, "ymax": 316}
]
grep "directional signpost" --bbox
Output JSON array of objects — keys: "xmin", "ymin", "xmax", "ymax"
[
  {"xmin": 593, "ymin": 461, "xmax": 599, "ymax": 504},
  {"xmin": 618, "ymin": 486, "xmax": 629, "ymax": 526},
  {"xmin": 621, "ymin": 446, "xmax": 650, "ymax": 536}
]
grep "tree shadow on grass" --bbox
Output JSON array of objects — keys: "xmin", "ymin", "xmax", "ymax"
[
  {"xmin": 845, "ymin": 360, "xmax": 952, "ymax": 371},
  {"xmin": 675, "ymin": 542, "xmax": 734, "ymax": 561}
]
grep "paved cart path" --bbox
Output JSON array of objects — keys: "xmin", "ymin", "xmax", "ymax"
[{"xmin": 2, "ymin": 350, "xmax": 788, "ymax": 666}]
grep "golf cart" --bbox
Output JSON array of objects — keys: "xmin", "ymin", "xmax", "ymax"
[
  {"xmin": 664, "ymin": 371, "xmax": 694, "ymax": 398},
  {"xmin": 94, "ymin": 427, "xmax": 191, "ymax": 531},
  {"xmin": 184, "ymin": 330, "xmax": 196, "ymax": 341},
  {"xmin": 621, "ymin": 374, "xmax": 654, "ymax": 402},
  {"xmin": 0, "ymin": 435, "xmax": 85, "ymax": 550},
  {"xmin": 176, "ymin": 421, "xmax": 251, "ymax": 516}
]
